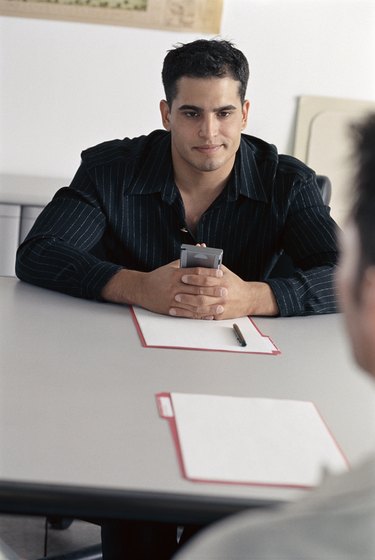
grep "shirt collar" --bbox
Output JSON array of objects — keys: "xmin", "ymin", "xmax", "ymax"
[
  {"xmin": 226, "ymin": 136, "xmax": 269, "ymax": 203},
  {"xmin": 128, "ymin": 131, "xmax": 269, "ymax": 204},
  {"xmin": 127, "ymin": 132, "xmax": 178, "ymax": 203}
]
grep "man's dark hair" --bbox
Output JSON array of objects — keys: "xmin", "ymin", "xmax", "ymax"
[
  {"xmin": 162, "ymin": 38, "xmax": 249, "ymax": 106},
  {"xmin": 351, "ymin": 113, "xmax": 375, "ymax": 280}
]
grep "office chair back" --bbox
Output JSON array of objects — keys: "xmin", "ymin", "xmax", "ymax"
[{"xmin": 267, "ymin": 174, "xmax": 332, "ymax": 279}]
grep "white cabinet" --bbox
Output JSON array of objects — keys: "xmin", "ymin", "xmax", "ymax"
[
  {"xmin": 0, "ymin": 203, "xmax": 43, "ymax": 277},
  {"xmin": 20, "ymin": 205, "xmax": 43, "ymax": 244},
  {"xmin": 0, "ymin": 204, "xmax": 21, "ymax": 277},
  {"xmin": 0, "ymin": 174, "xmax": 69, "ymax": 277}
]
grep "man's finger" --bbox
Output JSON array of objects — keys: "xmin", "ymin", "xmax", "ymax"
[{"xmin": 181, "ymin": 269, "xmax": 223, "ymax": 287}]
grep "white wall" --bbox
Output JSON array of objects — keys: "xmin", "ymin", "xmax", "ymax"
[{"xmin": 1, "ymin": 0, "xmax": 374, "ymax": 179}]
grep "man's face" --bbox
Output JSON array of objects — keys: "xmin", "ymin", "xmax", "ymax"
[
  {"xmin": 336, "ymin": 223, "xmax": 375, "ymax": 374},
  {"xmin": 160, "ymin": 76, "xmax": 249, "ymax": 176}
]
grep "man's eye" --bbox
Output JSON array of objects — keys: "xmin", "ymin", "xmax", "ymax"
[
  {"xmin": 184, "ymin": 112, "xmax": 199, "ymax": 118},
  {"xmin": 218, "ymin": 111, "xmax": 231, "ymax": 118}
]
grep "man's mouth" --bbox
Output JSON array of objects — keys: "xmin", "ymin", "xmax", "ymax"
[{"xmin": 194, "ymin": 144, "xmax": 223, "ymax": 154}]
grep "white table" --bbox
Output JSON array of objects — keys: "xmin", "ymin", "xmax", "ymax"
[{"xmin": 1, "ymin": 277, "xmax": 374, "ymax": 523}]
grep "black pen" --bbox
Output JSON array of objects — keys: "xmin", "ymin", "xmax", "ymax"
[{"xmin": 233, "ymin": 323, "xmax": 247, "ymax": 347}]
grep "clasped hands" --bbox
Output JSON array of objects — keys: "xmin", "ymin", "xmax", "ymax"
[
  {"xmin": 134, "ymin": 260, "xmax": 278, "ymax": 319},
  {"xmin": 157, "ymin": 260, "xmax": 232, "ymax": 320},
  {"xmin": 102, "ymin": 260, "xmax": 279, "ymax": 319}
]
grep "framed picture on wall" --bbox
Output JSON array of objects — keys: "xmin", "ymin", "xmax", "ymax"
[{"xmin": 0, "ymin": 0, "xmax": 223, "ymax": 33}]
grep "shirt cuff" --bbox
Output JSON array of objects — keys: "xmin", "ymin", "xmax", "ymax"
[
  {"xmin": 266, "ymin": 278, "xmax": 304, "ymax": 317},
  {"xmin": 80, "ymin": 262, "xmax": 123, "ymax": 300}
]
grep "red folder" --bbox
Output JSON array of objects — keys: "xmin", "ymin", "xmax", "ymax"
[
  {"xmin": 156, "ymin": 392, "xmax": 349, "ymax": 490},
  {"xmin": 132, "ymin": 306, "xmax": 280, "ymax": 355}
]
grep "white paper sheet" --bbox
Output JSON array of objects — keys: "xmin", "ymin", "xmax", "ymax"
[
  {"xmin": 132, "ymin": 307, "xmax": 279, "ymax": 354},
  {"xmin": 158, "ymin": 393, "xmax": 348, "ymax": 487}
]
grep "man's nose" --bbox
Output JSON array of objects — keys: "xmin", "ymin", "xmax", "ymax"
[{"xmin": 199, "ymin": 114, "xmax": 218, "ymax": 139}]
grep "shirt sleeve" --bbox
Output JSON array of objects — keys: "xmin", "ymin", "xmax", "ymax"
[
  {"xmin": 16, "ymin": 163, "xmax": 122, "ymax": 300},
  {"xmin": 266, "ymin": 174, "xmax": 339, "ymax": 316}
]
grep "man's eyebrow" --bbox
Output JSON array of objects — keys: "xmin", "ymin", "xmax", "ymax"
[
  {"xmin": 214, "ymin": 105, "xmax": 237, "ymax": 111},
  {"xmin": 177, "ymin": 105, "xmax": 202, "ymax": 112},
  {"xmin": 177, "ymin": 104, "xmax": 238, "ymax": 112}
]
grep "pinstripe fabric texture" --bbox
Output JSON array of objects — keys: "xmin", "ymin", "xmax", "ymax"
[{"xmin": 16, "ymin": 130, "xmax": 339, "ymax": 316}]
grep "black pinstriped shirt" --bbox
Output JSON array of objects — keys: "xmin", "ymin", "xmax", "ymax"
[{"xmin": 16, "ymin": 130, "xmax": 339, "ymax": 316}]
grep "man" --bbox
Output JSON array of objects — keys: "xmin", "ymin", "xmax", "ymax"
[
  {"xmin": 174, "ymin": 115, "xmax": 375, "ymax": 560},
  {"xmin": 16, "ymin": 39, "xmax": 338, "ymax": 320}
]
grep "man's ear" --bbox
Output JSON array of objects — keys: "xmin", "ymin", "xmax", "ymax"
[
  {"xmin": 160, "ymin": 100, "xmax": 171, "ymax": 131},
  {"xmin": 242, "ymin": 99, "xmax": 250, "ymax": 130}
]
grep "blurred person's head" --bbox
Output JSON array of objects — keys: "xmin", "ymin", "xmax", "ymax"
[{"xmin": 336, "ymin": 114, "xmax": 375, "ymax": 375}]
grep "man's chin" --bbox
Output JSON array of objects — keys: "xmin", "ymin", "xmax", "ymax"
[{"xmin": 193, "ymin": 157, "xmax": 228, "ymax": 173}]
